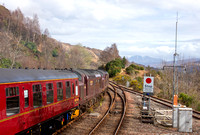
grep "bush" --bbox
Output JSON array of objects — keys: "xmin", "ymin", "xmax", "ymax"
[
  {"xmin": 130, "ymin": 79, "xmax": 143, "ymax": 91},
  {"xmin": 139, "ymin": 66, "xmax": 144, "ymax": 70},
  {"xmin": 113, "ymin": 74, "xmax": 131, "ymax": 85},
  {"xmin": 0, "ymin": 58, "xmax": 21, "ymax": 68},
  {"xmin": 126, "ymin": 64, "xmax": 144, "ymax": 73},
  {"xmin": 129, "ymin": 64, "xmax": 137, "ymax": 69},
  {"xmin": 135, "ymin": 70, "xmax": 139, "ymax": 74},
  {"xmin": 122, "ymin": 56, "xmax": 126, "ymax": 68},
  {"xmin": 136, "ymin": 76, "xmax": 142, "ymax": 83},
  {"xmin": 105, "ymin": 58, "xmax": 123, "ymax": 77},
  {"xmin": 126, "ymin": 66, "xmax": 134, "ymax": 75},
  {"xmin": 179, "ymin": 93, "xmax": 194, "ymax": 107},
  {"xmin": 52, "ymin": 49, "xmax": 58, "ymax": 57},
  {"xmin": 24, "ymin": 42, "xmax": 39, "ymax": 54}
]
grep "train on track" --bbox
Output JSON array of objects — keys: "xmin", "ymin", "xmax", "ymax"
[{"xmin": 0, "ymin": 68, "xmax": 109, "ymax": 135}]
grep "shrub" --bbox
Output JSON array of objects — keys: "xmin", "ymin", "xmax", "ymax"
[
  {"xmin": 24, "ymin": 42, "xmax": 39, "ymax": 54},
  {"xmin": 0, "ymin": 58, "xmax": 21, "ymax": 68},
  {"xmin": 125, "ymin": 66, "xmax": 134, "ymax": 75},
  {"xmin": 139, "ymin": 66, "xmax": 144, "ymax": 70},
  {"xmin": 105, "ymin": 58, "xmax": 123, "ymax": 77},
  {"xmin": 130, "ymin": 64, "xmax": 137, "ymax": 69},
  {"xmin": 127, "ymin": 64, "xmax": 144, "ymax": 71},
  {"xmin": 136, "ymin": 76, "xmax": 142, "ymax": 83},
  {"xmin": 113, "ymin": 74, "xmax": 131, "ymax": 85},
  {"xmin": 135, "ymin": 70, "xmax": 139, "ymax": 74},
  {"xmin": 52, "ymin": 49, "xmax": 58, "ymax": 57},
  {"xmin": 130, "ymin": 79, "xmax": 143, "ymax": 91},
  {"xmin": 179, "ymin": 93, "xmax": 194, "ymax": 107},
  {"xmin": 122, "ymin": 56, "xmax": 126, "ymax": 68}
]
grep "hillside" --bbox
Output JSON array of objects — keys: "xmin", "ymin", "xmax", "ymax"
[{"xmin": 0, "ymin": 5, "xmax": 108, "ymax": 69}]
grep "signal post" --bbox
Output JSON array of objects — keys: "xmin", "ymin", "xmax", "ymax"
[{"xmin": 141, "ymin": 76, "xmax": 154, "ymax": 123}]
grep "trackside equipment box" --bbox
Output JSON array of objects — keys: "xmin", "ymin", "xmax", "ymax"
[
  {"xmin": 173, "ymin": 105, "xmax": 179, "ymax": 128},
  {"xmin": 178, "ymin": 108, "xmax": 192, "ymax": 132}
]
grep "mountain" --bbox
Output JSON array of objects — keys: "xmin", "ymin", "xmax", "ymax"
[
  {"xmin": 128, "ymin": 55, "xmax": 200, "ymax": 68},
  {"xmin": 128, "ymin": 55, "xmax": 163, "ymax": 67}
]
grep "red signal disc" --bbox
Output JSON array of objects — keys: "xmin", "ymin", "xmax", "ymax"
[{"xmin": 146, "ymin": 78, "xmax": 152, "ymax": 84}]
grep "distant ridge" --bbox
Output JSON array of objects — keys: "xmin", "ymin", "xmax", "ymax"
[
  {"xmin": 128, "ymin": 55, "xmax": 200, "ymax": 68},
  {"xmin": 128, "ymin": 55, "xmax": 163, "ymax": 67}
]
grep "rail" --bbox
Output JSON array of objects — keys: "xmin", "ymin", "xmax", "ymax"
[
  {"xmin": 110, "ymin": 84, "xmax": 127, "ymax": 135},
  {"xmin": 88, "ymin": 91, "xmax": 115, "ymax": 135}
]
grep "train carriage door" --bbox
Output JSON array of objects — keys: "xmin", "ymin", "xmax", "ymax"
[
  {"xmin": 70, "ymin": 81, "xmax": 75, "ymax": 107},
  {"xmin": 17, "ymin": 83, "xmax": 31, "ymax": 131},
  {"xmin": 71, "ymin": 82, "xmax": 75, "ymax": 97},
  {"xmin": 84, "ymin": 76, "xmax": 88, "ymax": 97},
  {"xmin": 21, "ymin": 83, "xmax": 31, "ymax": 112},
  {"xmin": 71, "ymin": 80, "xmax": 79, "ymax": 106},
  {"xmin": 71, "ymin": 81, "xmax": 75, "ymax": 107}
]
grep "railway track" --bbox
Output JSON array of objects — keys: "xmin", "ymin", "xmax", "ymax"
[
  {"xmin": 52, "ymin": 98, "xmax": 103, "ymax": 135},
  {"xmin": 109, "ymin": 81, "xmax": 200, "ymax": 120},
  {"xmin": 88, "ymin": 91, "xmax": 115, "ymax": 135},
  {"xmin": 89, "ymin": 85, "xmax": 127, "ymax": 135}
]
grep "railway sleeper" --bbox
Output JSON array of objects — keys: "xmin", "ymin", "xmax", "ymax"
[{"xmin": 110, "ymin": 110, "xmax": 122, "ymax": 114}]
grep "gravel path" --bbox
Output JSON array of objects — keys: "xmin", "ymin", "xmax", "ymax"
[{"xmin": 118, "ymin": 91, "xmax": 200, "ymax": 134}]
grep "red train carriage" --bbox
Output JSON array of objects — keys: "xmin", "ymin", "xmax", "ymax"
[
  {"xmin": 0, "ymin": 68, "xmax": 80, "ymax": 135},
  {"xmin": 96, "ymin": 70, "xmax": 109, "ymax": 90},
  {"xmin": 71, "ymin": 69, "xmax": 108, "ymax": 111}
]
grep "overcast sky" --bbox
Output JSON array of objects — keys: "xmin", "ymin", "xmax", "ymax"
[{"xmin": 1, "ymin": 0, "xmax": 200, "ymax": 60}]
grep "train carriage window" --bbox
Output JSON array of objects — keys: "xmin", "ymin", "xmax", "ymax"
[
  {"xmin": 33, "ymin": 84, "xmax": 42, "ymax": 108},
  {"xmin": 6, "ymin": 87, "xmax": 20, "ymax": 116},
  {"xmin": 24, "ymin": 90, "xmax": 29, "ymax": 107},
  {"xmin": 57, "ymin": 82, "xmax": 63, "ymax": 101},
  {"xmin": 66, "ymin": 81, "xmax": 71, "ymax": 98},
  {"xmin": 46, "ymin": 83, "xmax": 54, "ymax": 104}
]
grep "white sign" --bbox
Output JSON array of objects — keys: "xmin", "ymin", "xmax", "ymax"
[{"xmin": 143, "ymin": 76, "xmax": 154, "ymax": 93}]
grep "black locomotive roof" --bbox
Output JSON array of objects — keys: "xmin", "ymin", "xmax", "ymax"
[
  {"xmin": 0, "ymin": 68, "xmax": 78, "ymax": 84},
  {"xmin": 97, "ymin": 70, "xmax": 108, "ymax": 75}
]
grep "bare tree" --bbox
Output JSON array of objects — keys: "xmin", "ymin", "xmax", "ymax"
[
  {"xmin": 41, "ymin": 28, "xmax": 51, "ymax": 68},
  {"xmin": 68, "ymin": 45, "xmax": 92, "ymax": 69},
  {"xmin": 10, "ymin": 36, "xmax": 22, "ymax": 68},
  {"xmin": 100, "ymin": 43, "xmax": 120, "ymax": 63}
]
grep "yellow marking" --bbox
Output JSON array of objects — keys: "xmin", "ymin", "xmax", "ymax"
[
  {"xmin": 0, "ymin": 78, "xmax": 78, "ymax": 85},
  {"xmin": 71, "ymin": 109, "xmax": 79, "ymax": 119},
  {"xmin": 0, "ymin": 96, "xmax": 78, "ymax": 123},
  {"xmin": 90, "ymin": 81, "xmax": 93, "ymax": 86},
  {"xmin": 74, "ymin": 98, "xmax": 79, "ymax": 102}
]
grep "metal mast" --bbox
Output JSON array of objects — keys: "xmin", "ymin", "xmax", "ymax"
[{"xmin": 172, "ymin": 12, "xmax": 178, "ymax": 106}]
